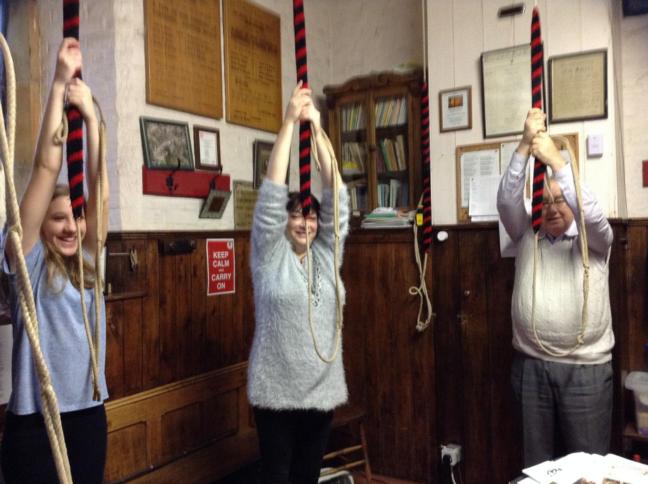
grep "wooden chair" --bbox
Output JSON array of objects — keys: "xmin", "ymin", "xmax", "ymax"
[{"xmin": 320, "ymin": 404, "xmax": 372, "ymax": 483}]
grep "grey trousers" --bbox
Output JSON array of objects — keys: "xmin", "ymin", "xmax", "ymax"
[{"xmin": 511, "ymin": 351, "xmax": 613, "ymax": 468}]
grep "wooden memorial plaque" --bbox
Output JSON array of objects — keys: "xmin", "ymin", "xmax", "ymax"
[
  {"xmin": 144, "ymin": 0, "xmax": 223, "ymax": 118},
  {"xmin": 233, "ymin": 181, "xmax": 259, "ymax": 230},
  {"xmin": 223, "ymin": 0, "xmax": 282, "ymax": 133}
]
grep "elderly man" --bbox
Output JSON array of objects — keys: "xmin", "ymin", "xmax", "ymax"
[{"xmin": 497, "ymin": 108, "xmax": 614, "ymax": 467}]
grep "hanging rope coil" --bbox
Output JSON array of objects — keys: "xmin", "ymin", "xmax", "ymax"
[
  {"xmin": 304, "ymin": 128, "xmax": 343, "ymax": 363},
  {"xmin": 410, "ymin": 0, "xmax": 434, "ymax": 332},
  {"xmin": 531, "ymin": 139, "xmax": 590, "ymax": 357},
  {"xmin": 0, "ymin": 33, "xmax": 73, "ymax": 484}
]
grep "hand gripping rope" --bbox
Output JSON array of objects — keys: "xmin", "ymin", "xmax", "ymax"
[
  {"xmin": 0, "ymin": 35, "xmax": 73, "ymax": 484},
  {"xmin": 528, "ymin": 5, "xmax": 590, "ymax": 357},
  {"xmin": 410, "ymin": 0, "xmax": 433, "ymax": 333},
  {"xmin": 58, "ymin": 0, "xmax": 102, "ymax": 401},
  {"xmin": 293, "ymin": 0, "xmax": 342, "ymax": 363}
]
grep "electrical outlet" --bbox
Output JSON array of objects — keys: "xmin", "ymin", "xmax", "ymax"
[{"xmin": 441, "ymin": 443, "xmax": 462, "ymax": 466}]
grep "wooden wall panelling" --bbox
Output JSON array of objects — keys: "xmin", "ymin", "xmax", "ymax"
[
  {"xmin": 189, "ymin": 239, "xmax": 207, "ymax": 375},
  {"xmin": 175, "ymin": 251, "xmax": 193, "ymax": 380},
  {"xmin": 484, "ymin": 230, "xmax": 521, "ymax": 482},
  {"xmin": 625, "ymin": 224, "xmax": 648, "ymax": 371},
  {"xmin": 122, "ymin": 298, "xmax": 144, "ymax": 395},
  {"xmin": 458, "ymin": 228, "xmax": 494, "ymax": 484},
  {"xmin": 106, "ymin": 300, "xmax": 126, "ymax": 399},
  {"xmin": 432, "ymin": 228, "xmax": 463, "ymax": 450},
  {"xmin": 158, "ymin": 245, "xmax": 179, "ymax": 385},
  {"xmin": 609, "ymin": 222, "xmax": 629, "ymax": 452},
  {"xmin": 342, "ymin": 233, "xmax": 437, "ymax": 482},
  {"xmin": 141, "ymin": 239, "xmax": 161, "ymax": 390},
  {"xmin": 104, "ymin": 363, "xmax": 253, "ymax": 482}
]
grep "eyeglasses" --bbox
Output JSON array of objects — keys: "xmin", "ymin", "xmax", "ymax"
[{"xmin": 542, "ymin": 198, "xmax": 566, "ymax": 209}]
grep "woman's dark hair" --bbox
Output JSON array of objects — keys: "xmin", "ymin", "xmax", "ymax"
[{"xmin": 286, "ymin": 192, "xmax": 321, "ymax": 218}]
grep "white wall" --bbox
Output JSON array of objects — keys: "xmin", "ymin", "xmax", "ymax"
[
  {"xmin": 620, "ymin": 9, "xmax": 648, "ymax": 217},
  {"xmin": 327, "ymin": 0, "xmax": 423, "ymax": 85},
  {"xmin": 426, "ymin": 0, "xmax": 622, "ymax": 224}
]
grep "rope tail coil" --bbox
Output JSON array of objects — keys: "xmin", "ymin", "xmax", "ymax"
[
  {"xmin": 0, "ymin": 33, "xmax": 73, "ymax": 484},
  {"xmin": 306, "ymin": 129, "xmax": 343, "ymax": 364},
  {"xmin": 531, "ymin": 138, "xmax": 590, "ymax": 357}
]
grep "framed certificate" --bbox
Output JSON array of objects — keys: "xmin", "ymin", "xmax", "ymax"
[
  {"xmin": 193, "ymin": 126, "xmax": 222, "ymax": 172},
  {"xmin": 481, "ymin": 44, "xmax": 532, "ymax": 138},
  {"xmin": 439, "ymin": 86, "xmax": 472, "ymax": 132},
  {"xmin": 548, "ymin": 49, "xmax": 607, "ymax": 123}
]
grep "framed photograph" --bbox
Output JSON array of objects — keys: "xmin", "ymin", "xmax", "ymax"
[
  {"xmin": 140, "ymin": 117, "xmax": 194, "ymax": 170},
  {"xmin": 199, "ymin": 188, "xmax": 231, "ymax": 219},
  {"xmin": 193, "ymin": 126, "xmax": 222, "ymax": 172},
  {"xmin": 549, "ymin": 49, "xmax": 607, "ymax": 124},
  {"xmin": 253, "ymin": 140, "xmax": 274, "ymax": 189},
  {"xmin": 439, "ymin": 86, "xmax": 472, "ymax": 132},
  {"xmin": 481, "ymin": 44, "xmax": 532, "ymax": 138}
]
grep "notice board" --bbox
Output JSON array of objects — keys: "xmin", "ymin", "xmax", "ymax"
[
  {"xmin": 144, "ymin": 0, "xmax": 223, "ymax": 118},
  {"xmin": 223, "ymin": 0, "xmax": 282, "ymax": 133}
]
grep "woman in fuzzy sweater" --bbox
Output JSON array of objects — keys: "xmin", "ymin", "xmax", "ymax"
[{"xmin": 248, "ymin": 82, "xmax": 349, "ymax": 484}]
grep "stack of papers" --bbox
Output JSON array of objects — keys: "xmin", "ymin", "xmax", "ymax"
[
  {"xmin": 360, "ymin": 207, "xmax": 412, "ymax": 229},
  {"xmin": 518, "ymin": 453, "xmax": 648, "ymax": 483}
]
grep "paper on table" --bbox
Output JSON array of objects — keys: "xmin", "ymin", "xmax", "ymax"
[{"xmin": 0, "ymin": 323, "xmax": 12, "ymax": 404}]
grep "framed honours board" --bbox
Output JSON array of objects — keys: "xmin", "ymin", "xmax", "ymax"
[
  {"xmin": 223, "ymin": 0, "xmax": 282, "ymax": 133},
  {"xmin": 144, "ymin": 0, "xmax": 223, "ymax": 119}
]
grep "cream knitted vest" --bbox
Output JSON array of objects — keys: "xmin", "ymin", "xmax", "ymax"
[{"xmin": 512, "ymin": 229, "xmax": 614, "ymax": 364}]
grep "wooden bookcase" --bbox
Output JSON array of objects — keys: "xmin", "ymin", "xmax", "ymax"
[{"xmin": 324, "ymin": 70, "xmax": 422, "ymax": 213}]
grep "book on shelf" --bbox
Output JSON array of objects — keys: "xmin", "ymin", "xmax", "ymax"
[
  {"xmin": 376, "ymin": 179, "xmax": 408, "ymax": 208},
  {"xmin": 374, "ymin": 97, "xmax": 408, "ymax": 127},
  {"xmin": 377, "ymin": 137, "xmax": 407, "ymax": 172},
  {"xmin": 347, "ymin": 180, "xmax": 368, "ymax": 212},
  {"xmin": 341, "ymin": 142, "xmax": 366, "ymax": 175},
  {"xmin": 341, "ymin": 103, "xmax": 365, "ymax": 132}
]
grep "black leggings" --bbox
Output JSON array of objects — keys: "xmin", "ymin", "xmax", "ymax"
[
  {"xmin": 253, "ymin": 407, "xmax": 334, "ymax": 484},
  {"xmin": 1, "ymin": 404, "xmax": 107, "ymax": 484}
]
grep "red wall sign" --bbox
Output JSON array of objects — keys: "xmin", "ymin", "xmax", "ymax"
[{"xmin": 206, "ymin": 239, "xmax": 235, "ymax": 296}]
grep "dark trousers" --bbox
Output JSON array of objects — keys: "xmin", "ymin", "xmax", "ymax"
[
  {"xmin": 253, "ymin": 407, "xmax": 334, "ymax": 484},
  {"xmin": 511, "ymin": 351, "xmax": 613, "ymax": 467},
  {"xmin": 1, "ymin": 404, "xmax": 107, "ymax": 484}
]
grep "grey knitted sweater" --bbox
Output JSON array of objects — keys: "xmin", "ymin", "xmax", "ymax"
[{"xmin": 247, "ymin": 179, "xmax": 350, "ymax": 410}]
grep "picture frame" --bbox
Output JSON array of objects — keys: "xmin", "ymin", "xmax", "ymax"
[
  {"xmin": 548, "ymin": 49, "xmax": 607, "ymax": 124},
  {"xmin": 480, "ymin": 44, "xmax": 532, "ymax": 138},
  {"xmin": 439, "ymin": 86, "xmax": 472, "ymax": 132},
  {"xmin": 193, "ymin": 126, "xmax": 222, "ymax": 172},
  {"xmin": 253, "ymin": 140, "xmax": 274, "ymax": 189},
  {"xmin": 140, "ymin": 117, "xmax": 194, "ymax": 170},
  {"xmin": 199, "ymin": 188, "xmax": 231, "ymax": 219}
]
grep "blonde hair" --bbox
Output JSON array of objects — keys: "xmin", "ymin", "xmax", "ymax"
[{"xmin": 42, "ymin": 184, "xmax": 96, "ymax": 292}]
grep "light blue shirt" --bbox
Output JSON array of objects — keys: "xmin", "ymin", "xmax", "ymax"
[{"xmin": 2, "ymin": 234, "xmax": 108, "ymax": 415}]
